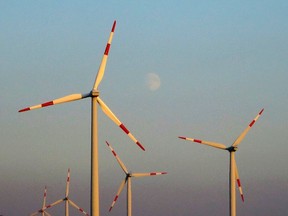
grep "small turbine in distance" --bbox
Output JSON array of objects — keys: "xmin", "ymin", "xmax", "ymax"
[
  {"xmin": 43, "ymin": 169, "xmax": 89, "ymax": 216},
  {"xmin": 179, "ymin": 108, "xmax": 264, "ymax": 216},
  {"xmin": 106, "ymin": 141, "xmax": 167, "ymax": 216},
  {"xmin": 30, "ymin": 186, "xmax": 52, "ymax": 216}
]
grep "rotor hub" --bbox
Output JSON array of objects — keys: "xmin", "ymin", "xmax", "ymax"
[
  {"xmin": 91, "ymin": 90, "xmax": 99, "ymax": 97},
  {"xmin": 226, "ymin": 146, "xmax": 238, "ymax": 152}
]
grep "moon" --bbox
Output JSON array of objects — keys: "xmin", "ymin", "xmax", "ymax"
[{"xmin": 146, "ymin": 73, "xmax": 161, "ymax": 91}]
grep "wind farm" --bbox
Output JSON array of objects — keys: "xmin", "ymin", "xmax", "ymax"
[
  {"xmin": 41, "ymin": 169, "xmax": 89, "ymax": 216},
  {"xmin": 2, "ymin": 1, "xmax": 287, "ymax": 216},
  {"xmin": 16, "ymin": 21, "xmax": 266, "ymax": 216}
]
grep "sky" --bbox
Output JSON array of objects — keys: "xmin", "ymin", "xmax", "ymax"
[{"xmin": 1, "ymin": 0, "xmax": 288, "ymax": 215}]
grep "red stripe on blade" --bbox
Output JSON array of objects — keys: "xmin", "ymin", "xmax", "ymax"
[
  {"xmin": 120, "ymin": 124, "xmax": 129, "ymax": 134},
  {"xmin": 112, "ymin": 150, "xmax": 117, "ymax": 157},
  {"xmin": 19, "ymin": 107, "xmax": 30, "ymax": 112},
  {"xmin": 178, "ymin": 136, "xmax": 186, "ymax": 140},
  {"xmin": 112, "ymin": 21, "xmax": 116, "ymax": 32},
  {"xmin": 194, "ymin": 139, "xmax": 202, "ymax": 143},
  {"xmin": 114, "ymin": 195, "xmax": 119, "ymax": 202},
  {"xmin": 104, "ymin": 43, "xmax": 111, "ymax": 55},
  {"xmin": 136, "ymin": 141, "xmax": 145, "ymax": 151},
  {"xmin": 249, "ymin": 120, "xmax": 256, "ymax": 127},
  {"xmin": 237, "ymin": 179, "xmax": 241, "ymax": 187},
  {"xmin": 259, "ymin": 108, "xmax": 264, "ymax": 115},
  {"xmin": 42, "ymin": 101, "xmax": 54, "ymax": 107}
]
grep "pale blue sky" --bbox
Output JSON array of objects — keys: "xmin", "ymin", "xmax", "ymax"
[{"xmin": 1, "ymin": 1, "xmax": 288, "ymax": 215}]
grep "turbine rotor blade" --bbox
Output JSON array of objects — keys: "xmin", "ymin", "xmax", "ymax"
[
  {"xmin": 66, "ymin": 168, "xmax": 70, "ymax": 197},
  {"xmin": 232, "ymin": 108, "xmax": 264, "ymax": 147},
  {"xmin": 93, "ymin": 20, "xmax": 116, "ymax": 90},
  {"xmin": 42, "ymin": 186, "xmax": 47, "ymax": 208},
  {"xmin": 44, "ymin": 212, "xmax": 52, "ymax": 216},
  {"xmin": 109, "ymin": 178, "xmax": 127, "ymax": 212},
  {"xmin": 68, "ymin": 199, "xmax": 90, "ymax": 216},
  {"xmin": 30, "ymin": 212, "xmax": 39, "ymax": 216},
  {"xmin": 179, "ymin": 136, "xmax": 227, "ymax": 150},
  {"xmin": 97, "ymin": 97, "xmax": 145, "ymax": 151},
  {"xmin": 19, "ymin": 93, "xmax": 91, "ymax": 112},
  {"xmin": 44, "ymin": 199, "xmax": 64, "ymax": 210},
  {"xmin": 106, "ymin": 141, "xmax": 129, "ymax": 174},
  {"xmin": 235, "ymin": 160, "xmax": 244, "ymax": 202},
  {"xmin": 131, "ymin": 172, "xmax": 167, "ymax": 177}
]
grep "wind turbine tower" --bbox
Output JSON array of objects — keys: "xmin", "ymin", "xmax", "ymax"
[{"xmin": 19, "ymin": 21, "xmax": 145, "ymax": 216}]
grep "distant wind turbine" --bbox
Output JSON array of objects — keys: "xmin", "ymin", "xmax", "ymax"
[
  {"xmin": 19, "ymin": 20, "xmax": 145, "ymax": 216},
  {"xmin": 44, "ymin": 169, "xmax": 89, "ymax": 216},
  {"xmin": 105, "ymin": 141, "xmax": 167, "ymax": 216},
  {"xmin": 30, "ymin": 186, "xmax": 52, "ymax": 216},
  {"xmin": 179, "ymin": 108, "xmax": 264, "ymax": 216}
]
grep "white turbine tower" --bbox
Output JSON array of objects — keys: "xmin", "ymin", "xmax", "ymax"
[
  {"xmin": 30, "ymin": 186, "xmax": 52, "ymax": 216},
  {"xmin": 43, "ymin": 169, "xmax": 89, "ymax": 216},
  {"xmin": 179, "ymin": 108, "xmax": 264, "ymax": 216},
  {"xmin": 106, "ymin": 141, "xmax": 167, "ymax": 216},
  {"xmin": 19, "ymin": 21, "xmax": 145, "ymax": 216}
]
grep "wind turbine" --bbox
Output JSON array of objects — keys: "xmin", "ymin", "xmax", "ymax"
[
  {"xmin": 105, "ymin": 141, "xmax": 167, "ymax": 216},
  {"xmin": 43, "ymin": 169, "xmax": 89, "ymax": 216},
  {"xmin": 30, "ymin": 186, "xmax": 52, "ymax": 216},
  {"xmin": 178, "ymin": 108, "xmax": 264, "ymax": 216},
  {"xmin": 19, "ymin": 20, "xmax": 145, "ymax": 216}
]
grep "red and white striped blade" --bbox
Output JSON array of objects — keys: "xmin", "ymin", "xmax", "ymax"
[
  {"xmin": 44, "ymin": 198, "xmax": 64, "ymax": 210},
  {"xmin": 42, "ymin": 186, "xmax": 47, "ymax": 209},
  {"xmin": 31, "ymin": 186, "xmax": 49, "ymax": 216},
  {"xmin": 97, "ymin": 97, "xmax": 145, "ymax": 151},
  {"xmin": 109, "ymin": 178, "xmax": 127, "ymax": 212},
  {"xmin": 66, "ymin": 168, "xmax": 70, "ymax": 197},
  {"xmin": 93, "ymin": 20, "xmax": 116, "ymax": 91},
  {"xmin": 232, "ymin": 108, "xmax": 264, "ymax": 147},
  {"xmin": 68, "ymin": 199, "xmax": 90, "ymax": 216},
  {"xmin": 131, "ymin": 172, "xmax": 167, "ymax": 178},
  {"xmin": 19, "ymin": 93, "xmax": 90, "ymax": 112},
  {"xmin": 106, "ymin": 141, "xmax": 129, "ymax": 174},
  {"xmin": 235, "ymin": 160, "xmax": 244, "ymax": 202},
  {"xmin": 178, "ymin": 136, "xmax": 227, "ymax": 150}
]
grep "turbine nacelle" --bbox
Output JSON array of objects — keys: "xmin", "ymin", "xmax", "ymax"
[
  {"xmin": 91, "ymin": 90, "xmax": 99, "ymax": 97},
  {"xmin": 226, "ymin": 146, "xmax": 238, "ymax": 152}
]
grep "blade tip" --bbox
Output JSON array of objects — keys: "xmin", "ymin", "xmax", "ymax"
[
  {"xmin": 260, "ymin": 108, "xmax": 264, "ymax": 114},
  {"xmin": 178, "ymin": 136, "xmax": 186, "ymax": 140},
  {"xmin": 112, "ymin": 20, "xmax": 116, "ymax": 32},
  {"xmin": 18, "ymin": 107, "xmax": 30, "ymax": 112},
  {"xmin": 136, "ymin": 141, "xmax": 145, "ymax": 151}
]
